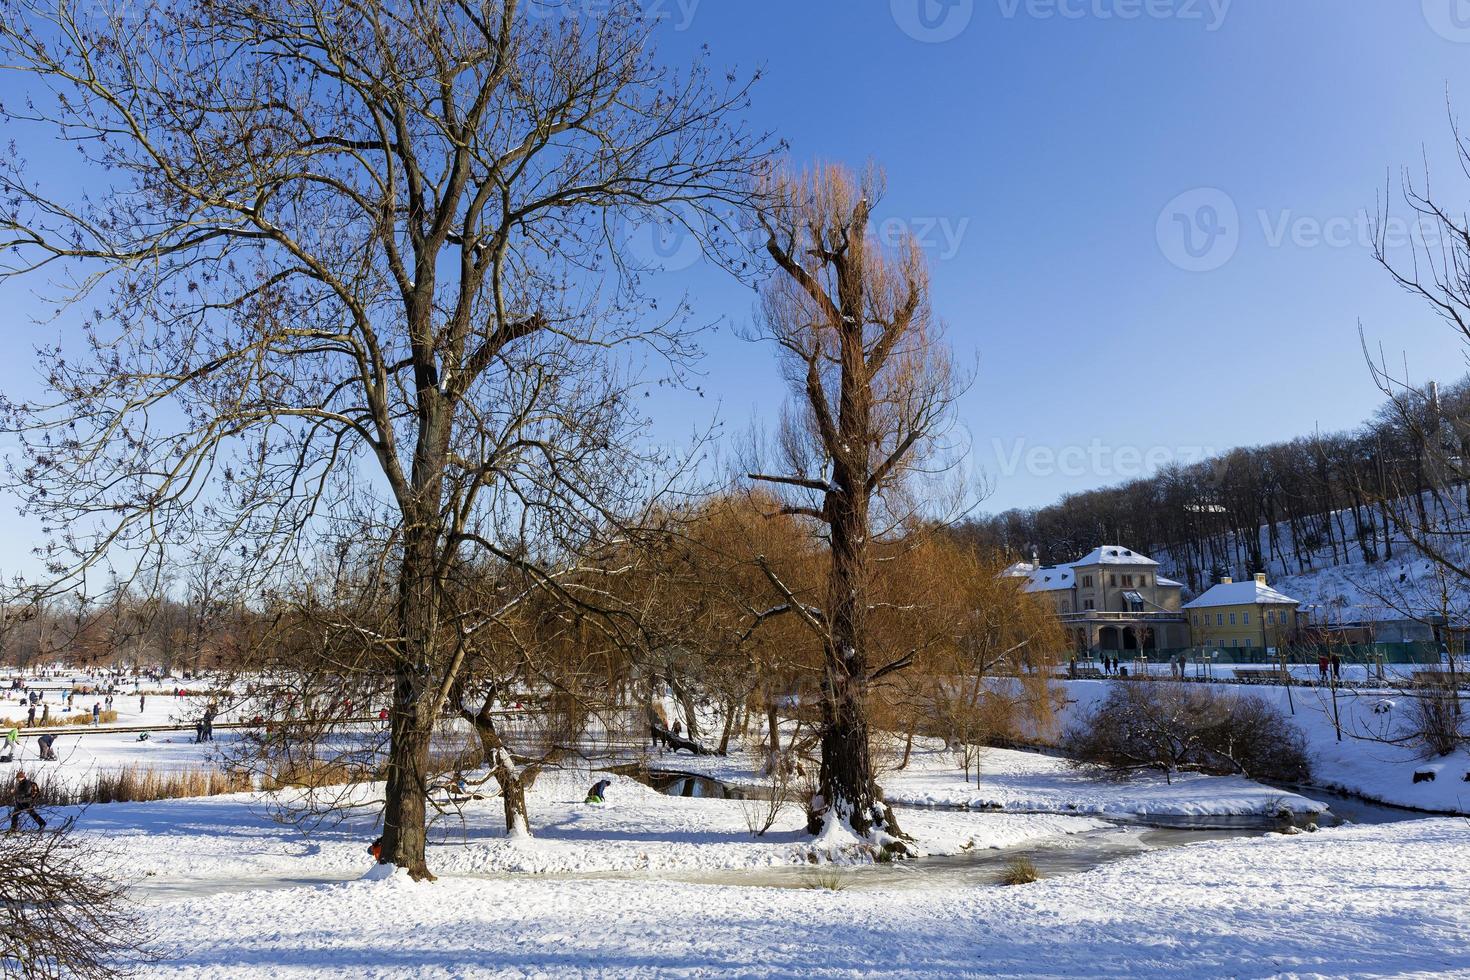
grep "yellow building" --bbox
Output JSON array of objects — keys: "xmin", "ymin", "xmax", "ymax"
[
  {"xmin": 1184, "ymin": 573, "xmax": 1301, "ymax": 656},
  {"xmin": 1003, "ymin": 545, "xmax": 1189, "ymax": 655}
]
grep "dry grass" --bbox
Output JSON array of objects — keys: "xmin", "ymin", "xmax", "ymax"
[
  {"xmin": 801, "ymin": 868, "xmax": 850, "ymax": 891},
  {"xmin": 34, "ymin": 766, "xmax": 253, "ymax": 807},
  {"xmin": 999, "ymin": 856, "xmax": 1040, "ymax": 886},
  {"xmin": 259, "ymin": 758, "xmax": 371, "ymax": 791},
  {"xmin": 0, "ymin": 709, "xmax": 120, "ymax": 729}
]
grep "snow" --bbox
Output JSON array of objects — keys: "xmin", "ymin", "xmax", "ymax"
[
  {"xmin": 1181, "ymin": 577, "xmax": 1303, "ymax": 608},
  {"xmin": 1070, "ymin": 545, "xmax": 1160, "ymax": 567},
  {"xmin": 1055, "ymin": 679, "xmax": 1470, "ymax": 814},
  {"xmin": 5, "ymin": 668, "xmax": 1465, "ymax": 976},
  {"xmin": 658, "ymin": 736, "xmax": 1326, "ymax": 819},
  {"xmin": 89, "ymin": 802, "xmax": 1470, "ymax": 978}
]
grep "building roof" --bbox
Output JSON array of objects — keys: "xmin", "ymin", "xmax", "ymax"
[
  {"xmin": 1022, "ymin": 566, "xmax": 1076, "ymax": 593},
  {"xmin": 1183, "ymin": 580, "xmax": 1301, "ymax": 609},
  {"xmin": 1071, "ymin": 546, "xmax": 1159, "ymax": 567},
  {"xmin": 1008, "ymin": 545, "xmax": 1181, "ymax": 594}
]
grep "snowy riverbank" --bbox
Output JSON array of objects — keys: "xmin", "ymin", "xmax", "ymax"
[{"xmin": 104, "ymin": 806, "xmax": 1470, "ymax": 978}]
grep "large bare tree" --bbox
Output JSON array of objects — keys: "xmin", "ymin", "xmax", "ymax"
[
  {"xmin": 0, "ymin": 0, "xmax": 770, "ymax": 877},
  {"xmin": 748, "ymin": 163, "xmax": 964, "ymax": 849}
]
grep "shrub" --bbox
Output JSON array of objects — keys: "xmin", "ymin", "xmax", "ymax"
[
  {"xmin": 1000, "ymin": 856, "xmax": 1039, "ymax": 885},
  {"xmin": 1407, "ymin": 686, "xmax": 1466, "ymax": 758},
  {"xmin": 1, "ymin": 822, "xmax": 152, "ymax": 978},
  {"xmin": 1062, "ymin": 681, "xmax": 1311, "ymax": 784}
]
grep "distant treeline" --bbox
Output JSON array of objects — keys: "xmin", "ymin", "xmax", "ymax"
[{"xmin": 956, "ymin": 378, "xmax": 1470, "ymax": 594}]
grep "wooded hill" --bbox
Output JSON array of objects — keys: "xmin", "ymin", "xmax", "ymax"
[{"xmin": 960, "ymin": 378, "xmax": 1470, "ymax": 596}]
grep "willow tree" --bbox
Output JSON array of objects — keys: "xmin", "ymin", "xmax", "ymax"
[
  {"xmin": 0, "ymin": 0, "xmax": 769, "ymax": 878},
  {"xmin": 749, "ymin": 163, "xmax": 964, "ymax": 849}
]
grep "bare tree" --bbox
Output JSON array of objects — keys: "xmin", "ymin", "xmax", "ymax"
[
  {"xmin": 747, "ymin": 162, "xmax": 965, "ymax": 849},
  {"xmin": 0, "ymin": 819, "xmax": 151, "ymax": 979},
  {"xmin": 0, "ymin": 0, "xmax": 771, "ymax": 878}
]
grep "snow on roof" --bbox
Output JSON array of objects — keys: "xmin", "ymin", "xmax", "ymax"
[
  {"xmin": 1022, "ymin": 566, "xmax": 1075, "ymax": 593},
  {"xmin": 1183, "ymin": 580, "xmax": 1301, "ymax": 609},
  {"xmin": 1071, "ymin": 546, "xmax": 1159, "ymax": 567},
  {"xmin": 1002, "ymin": 546, "xmax": 1182, "ymax": 594}
]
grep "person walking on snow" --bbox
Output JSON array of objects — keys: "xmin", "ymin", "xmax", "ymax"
[
  {"xmin": 26, "ymin": 704, "xmax": 35, "ymax": 726},
  {"xmin": 139, "ymin": 695, "xmax": 146, "ymax": 713},
  {"xmin": 91, "ymin": 702, "xmax": 101, "ymax": 725},
  {"xmin": 9, "ymin": 770, "xmax": 46, "ymax": 831}
]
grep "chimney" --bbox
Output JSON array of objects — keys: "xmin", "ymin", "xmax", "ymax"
[
  {"xmin": 1220, "ymin": 576, "xmax": 1233, "ymax": 585},
  {"xmin": 1254, "ymin": 572, "xmax": 1267, "ymax": 585}
]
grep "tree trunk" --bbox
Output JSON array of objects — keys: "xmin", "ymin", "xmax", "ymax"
[
  {"xmin": 765, "ymin": 694, "xmax": 782, "ymax": 768},
  {"xmin": 809, "ymin": 411, "xmax": 907, "ymax": 850},
  {"xmin": 382, "ymin": 478, "xmax": 447, "ymax": 880},
  {"xmin": 491, "ymin": 746, "xmax": 532, "ymax": 838},
  {"xmin": 716, "ymin": 698, "xmax": 737, "ymax": 755},
  {"xmin": 381, "ymin": 679, "xmax": 434, "ymax": 880},
  {"xmin": 671, "ymin": 678, "xmax": 700, "ymax": 742}
]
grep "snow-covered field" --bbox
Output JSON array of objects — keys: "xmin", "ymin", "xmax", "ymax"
[
  {"xmin": 38, "ymin": 765, "xmax": 1465, "ymax": 979},
  {"xmin": 6, "ymin": 669, "xmax": 1467, "ymax": 977},
  {"xmin": 125, "ymin": 815, "xmax": 1470, "ymax": 978}
]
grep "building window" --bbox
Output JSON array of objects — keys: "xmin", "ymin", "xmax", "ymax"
[
  {"xmin": 1109, "ymin": 575, "xmax": 1117, "ymax": 587},
  {"xmin": 1082, "ymin": 575, "xmax": 1093, "ymax": 588},
  {"xmin": 1123, "ymin": 575, "xmax": 1134, "ymax": 587},
  {"xmin": 1244, "ymin": 637, "xmax": 1252, "ymax": 647},
  {"xmin": 1243, "ymin": 612, "xmax": 1250, "ymax": 625},
  {"xmin": 1216, "ymin": 613, "xmax": 1223, "ymax": 626},
  {"xmin": 1229, "ymin": 613, "xmax": 1236, "ymax": 625},
  {"xmin": 1266, "ymin": 610, "xmax": 1274, "ymax": 624},
  {"xmin": 1084, "ymin": 599, "xmax": 1095, "ymax": 610}
]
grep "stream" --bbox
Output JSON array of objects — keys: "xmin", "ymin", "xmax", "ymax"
[
  {"xmin": 127, "ymin": 774, "xmax": 1434, "ymax": 903},
  {"xmin": 620, "ymin": 770, "xmax": 1430, "ymax": 892}
]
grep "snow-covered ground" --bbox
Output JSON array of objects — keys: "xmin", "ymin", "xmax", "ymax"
[
  {"xmin": 672, "ymin": 739, "xmax": 1327, "ymax": 819},
  {"xmin": 70, "ymin": 787, "xmax": 1470, "ymax": 978},
  {"xmin": 5, "ymin": 670, "xmax": 1463, "ymax": 977}
]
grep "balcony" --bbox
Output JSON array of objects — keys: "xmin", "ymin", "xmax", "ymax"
[{"xmin": 1059, "ymin": 610, "xmax": 1186, "ymax": 623}]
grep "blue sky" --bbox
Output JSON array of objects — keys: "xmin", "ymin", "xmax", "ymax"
[
  {"xmin": 3, "ymin": 0, "xmax": 1470, "ymax": 578},
  {"xmin": 638, "ymin": 0, "xmax": 1470, "ymax": 510}
]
